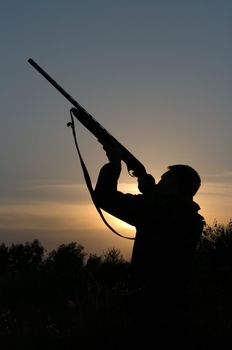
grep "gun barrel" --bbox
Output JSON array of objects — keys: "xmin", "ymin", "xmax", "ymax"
[
  {"xmin": 28, "ymin": 58, "xmax": 147, "ymax": 177},
  {"xmin": 28, "ymin": 58, "xmax": 85, "ymax": 112},
  {"xmin": 71, "ymin": 108, "xmax": 147, "ymax": 177}
]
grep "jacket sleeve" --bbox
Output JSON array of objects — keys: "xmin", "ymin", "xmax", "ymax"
[{"xmin": 94, "ymin": 162, "xmax": 142, "ymax": 226}]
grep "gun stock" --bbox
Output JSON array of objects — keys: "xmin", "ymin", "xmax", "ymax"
[{"xmin": 28, "ymin": 58, "xmax": 147, "ymax": 177}]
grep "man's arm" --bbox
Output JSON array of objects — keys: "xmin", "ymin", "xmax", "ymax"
[
  {"xmin": 94, "ymin": 144, "xmax": 141, "ymax": 225},
  {"xmin": 94, "ymin": 143, "xmax": 122, "ymax": 206},
  {"xmin": 94, "ymin": 161, "xmax": 140, "ymax": 226},
  {"xmin": 94, "ymin": 144, "xmax": 156, "ymax": 225},
  {"xmin": 94, "ymin": 162, "xmax": 122, "ymax": 203}
]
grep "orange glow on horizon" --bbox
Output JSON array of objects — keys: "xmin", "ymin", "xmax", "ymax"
[{"xmin": 0, "ymin": 180, "xmax": 231, "ymax": 250}]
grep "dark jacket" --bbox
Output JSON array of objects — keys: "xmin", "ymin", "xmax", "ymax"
[{"xmin": 94, "ymin": 162, "xmax": 204, "ymax": 292}]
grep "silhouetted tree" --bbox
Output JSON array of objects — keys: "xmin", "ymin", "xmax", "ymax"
[
  {"xmin": 44, "ymin": 242, "xmax": 87, "ymax": 301},
  {"xmin": 196, "ymin": 219, "xmax": 232, "ymax": 272},
  {"xmin": 46, "ymin": 242, "xmax": 86, "ymax": 271},
  {"xmin": 193, "ymin": 219, "xmax": 232, "ymax": 345},
  {"xmin": 0, "ymin": 221, "xmax": 232, "ymax": 339},
  {"xmin": 0, "ymin": 243, "xmax": 9, "ymax": 274},
  {"xmin": 85, "ymin": 249, "xmax": 129, "ymax": 289},
  {"xmin": 209, "ymin": 220, "xmax": 232, "ymax": 270},
  {"xmin": 103, "ymin": 248, "xmax": 125, "ymax": 265},
  {"xmin": 86, "ymin": 253, "xmax": 102, "ymax": 269},
  {"xmin": 85, "ymin": 253, "xmax": 103, "ymax": 288},
  {"xmin": 8, "ymin": 239, "xmax": 44, "ymax": 272},
  {"xmin": 99, "ymin": 248, "xmax": 130, "ymax": 289}
]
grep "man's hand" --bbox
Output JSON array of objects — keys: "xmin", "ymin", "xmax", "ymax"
[
  {"xmin": 103, "ymin": 143, "xmax": 122, "ymax": 164},
  {"xmin": 137, "ymin": 174, "xmax": 156, "ymax": 194}
]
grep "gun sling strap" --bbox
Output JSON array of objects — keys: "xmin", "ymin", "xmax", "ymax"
[{"xmin": 68, "ymin": 109, "xmax": 135, "ymax": 240}]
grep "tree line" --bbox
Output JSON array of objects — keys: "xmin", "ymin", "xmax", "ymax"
[{"xmin": 0, "ymin": 220, "xmax": 232, "ymax": 341}]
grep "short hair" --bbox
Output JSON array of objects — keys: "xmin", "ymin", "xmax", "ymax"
[{"xmin": 168, "ymin": 164, "xmax": 201, "ymax": 197}]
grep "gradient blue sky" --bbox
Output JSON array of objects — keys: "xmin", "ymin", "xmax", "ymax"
[{"xmin": 1, "ymin": 0, "xmax": 231, "ymax": 259}]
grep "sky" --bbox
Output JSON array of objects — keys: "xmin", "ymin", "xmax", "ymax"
[{"xmin": 1, "ymin": 0, "xmax": 232, "ymax": 260}]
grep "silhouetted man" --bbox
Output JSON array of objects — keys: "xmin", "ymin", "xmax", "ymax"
[{"xmin": 94, "ymin": 144, "xmax": 204, "ymax": 342}]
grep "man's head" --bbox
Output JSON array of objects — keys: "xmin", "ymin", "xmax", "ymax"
[{"xmin": 157, "ymin": 164, "xmax": 201, "ymax": 198}]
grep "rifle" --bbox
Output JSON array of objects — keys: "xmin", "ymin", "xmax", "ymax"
[{"xmin": 28, "ymin": 58, "xmax": 147, "ymax": 178}]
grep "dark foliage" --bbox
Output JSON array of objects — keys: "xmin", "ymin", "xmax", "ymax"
[
  {"xmin": 193, "ymin": 220, "xmax": 232, "ymax": 343},
  {"xmin": 0, "ymin": 240, "xmax": 129, "ymax": 340},
  {"xmin": 0, "ymin": 221, "xmax": 232, "ymax": 345}
]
